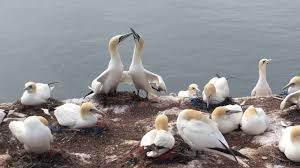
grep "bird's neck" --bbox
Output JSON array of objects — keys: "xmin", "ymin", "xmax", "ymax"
[
  {"xmin": 109, "ymin": 48, "xmax": 122, "ymax": 65},
  {"xmin": 131, "ymin": 46, "xmax": 143, "ymax": 65},
  {"xmin": 259, "ymin": 66, "xmax": 267, "ymax": 81}
]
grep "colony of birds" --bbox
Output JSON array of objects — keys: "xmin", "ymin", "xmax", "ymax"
[{"xmin": 1, "ymin": 28, "xmax": 300, "ymax": 167}]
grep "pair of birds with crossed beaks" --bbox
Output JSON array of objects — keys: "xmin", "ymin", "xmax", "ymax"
[{"xmin": 139, "ymin": 106, "xmax": 269, "ymax": 167}]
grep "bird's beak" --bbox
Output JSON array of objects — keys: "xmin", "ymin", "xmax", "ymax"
[
  {"xmin": 130, "ymin": 28, "xmax": 140, "ymax": 41},
  {"xmin": 266, "ymin": 59, "xmax": 272, "ymax": 64},
  {"xmin": 206, "ymin": 100, "xmax": 210, "ymax": 109},
  {"xmin": 119, "ymin": 32, "xmax": 133, "ymax": 43},
  {"xmin": 282, "ymin": 82, "xmax": 293, "ymax": 90},
  {"xmin": 196, "ymin": 87, "xmax": 200, "ymax": 92},
  {"xmin": 91, "ymin": 108, "xmax": 105, "ymax": 116},
  {"xmin": 227, "ymin": 110, "xmax": 242, "ymax": 115},
  {"xmin": 23, "ymin": 87, "xmax": 28, "ymax": 91}
]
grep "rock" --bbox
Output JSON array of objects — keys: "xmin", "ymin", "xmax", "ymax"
[
  {"xmin": 105, "ymin": 155, "xmax": 118, "ymax": 163},
  {"xmin": 262, "ymin": 156, "xmax": 268, "ymax": 160},
  {"xmin": 0, "ymin": 154, "xmax": 11, "ymax": 166},
  {"xmin": 160, "ymin": 107, "xmax": 181, "ymax": 116}
]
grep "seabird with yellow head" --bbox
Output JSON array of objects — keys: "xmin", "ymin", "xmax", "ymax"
[
  {"xmin": 202, "ymin": 75, "xmax": 230, "ymax": 108},
  {"xmin": 21, "ymin": 81, "xmax": 57, "ymax": 106},
  {"xmin": 9, "ymin": 116, "xmax": 53, "ymax": 154},
  {"xmin": 177, "ymin": 109, "xmax": 249, "ymax": 167},
  {"xmin": 178, "ymin": 83, "xmax": 200, "ymax": 98},
  {"xmin": 251, "ymin": 58, "xmax": 272, "ymax": 97},
  {"xmin": 279, "ymin": 125, "xmax": 300, "ymax": 162},
  {"xmin": 140, "ymin": 114, "xmax": 175, "ymax": 157},
  {"xmin": 282, "ymin": 76, "xmax": 300, "ymax": 94},
  {"xmin": 211, "ymin": 104, "xmax": 243, "ymax": 134},
  {"xmin": 121, "ymin": 28, "xmax": 167, "ymax": 99},
  {"xmin": 86, "ymin": 32, "xmax": 133, "ymax": 97},
  {"xmin": 240, "ymin": 105, "xmax": 268, "ymax": 135},
  {"xmin": 54, "ymin": 102, "xmax": 104, "ymax": 128}
]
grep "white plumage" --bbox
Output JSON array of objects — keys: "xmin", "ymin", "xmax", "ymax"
[
  {"xmin": 89, "ymin": 33, "xmax": 132, "ymax": 96},
  {"xmin": 240, "ymin": 106, "xmax": 268, "ymax": 135},
  {"xmin": 122, "ymin": 28, "xmax": 167, "ymax": 99},
  {"xmin": 178, "ymin": 83, "xmax": 200, "ymax": 98},
  {"xmin": 251, "ymin": 58, "xmax": 272, "ymax": 97},
  {"xmin": 0, "ymin": 109, "xmax": 7, "ymax": 124},
  {"xmin": 211, "ymin": 104, "xmax": 243, "ymax": 134},
  {"xmin": 202, "ymin": 76, "xmax": 230, "ymax": 108},
  {"xmin": 177, "ymin": 109, "xmax": 248, "ymax": 167},
  {"xmin": 54, "ymin": 102, "xmax": 102, "ymax": 129},
  {"xmin": 140, "ymin": 114, "xmax": 175, "ymax": 157},
  {"xmin": 9, "ymin": 116, "xmax": 53, "ymax": 154},
  {"xmin": 279, "ymin": 125, "xmax": 300, "ymax": 162},
  {"xmin": 280, "ymin": 90, "xmax": 300, "ymax": 110},
  {"xmin": 21, "ymin": 82, "xmax": 54, "ymax": 106},
  {"xmin": 282, "ymin": 76, "xmax": 300, "ymax": 94}
]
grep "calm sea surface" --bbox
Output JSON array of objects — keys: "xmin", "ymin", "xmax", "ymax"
[{"xmin": 1, "ymin": 0, "xmax": 300, "ymax": 102}]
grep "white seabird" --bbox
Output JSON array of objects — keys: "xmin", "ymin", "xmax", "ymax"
[
  {"xmin": 54, "ymin": 102, "xmax": 103, "ymax": 129},
  {"xmin": 280, "ymin": 90, "xmax": 300, "ymax": 110},
  {"xmin": 202, "ymin": 75, "xmax": 230, "ymax": 108},
  {"xmin": 0, "ymin": 109, "xmax": 8, "ymax": 124},
  {"xmin": 251, "ymin": 58, "xmax": 272, "ymax": 97},
  {"xmin": 279, "ymin": 125, "xmax": 300, "ymax": 162},
  {"xmin": 282, "ymin": 76, "xmax": 300, "ymax": 94},
  {"xmin": 211, "ymin": 104, "xmax": 243, "ymax": 134},
  {"xmin": 122, "ymin": 28, "xmax": 167, "ymax": 99},
  {"xmin": 177, "ymin": 109, "xmax": 249, "ymax": 167},
  {"xmin": 86, "ymin": 33, "xmax": 132, "ymax": 97},
  {"xmin": 21, "ymin": 81, "xmax": 57, "ymax": 106},
  {"xmin": 178, "ymin": 83, "xmax": 200, "ymax": 98},
  {"xmin": 140, "ymin": 114, "xmax": 175, "ymax": 157},
  {"xmin": 240, "ymin": 106, "xmax": 268, "ymax": 135},
  {"xmin": 9, "ymin": 116, "xmax": 53, "ymax": 154}
]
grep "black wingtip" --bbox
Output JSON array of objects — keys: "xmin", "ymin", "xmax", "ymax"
[
  {"xmin": 216, "ymin": 73, "xmax": 221, "ymax": 78},
  {"xmin": 47, "ymin": 81, "xmax": 59, "ymax": 86},
  {"xmin": 83, "ymin": 90, "xmax": 94, "ymax": 99},
  {"xmin": 218, "ymin": 140, "xmax": 238, "ymax": 163}
]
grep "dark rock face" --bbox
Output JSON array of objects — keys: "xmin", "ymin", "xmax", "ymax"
[{"xmin": 1, "ymin": 93, "xmax": 300, "ymax": 168}]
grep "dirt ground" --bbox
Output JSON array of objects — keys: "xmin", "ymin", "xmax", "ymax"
[{"xmin": 1, "ymin": 93, "xmax": 300, "ymax": 168}]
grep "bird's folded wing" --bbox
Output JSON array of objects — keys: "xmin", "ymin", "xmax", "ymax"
[
  {"xmin": 280, "ymin": 90, "xmax": 300, "ymax": 110},
  {"xmin": 154, "ymin": 131, "xmax": 175, "ymax": 149},
  {"xmin": 144, "ymin": 69, "xmax": 167, "ymax": 92},
  {"xmin": 9, "ymin": 121, "xmax": 25, "ymax": 143},
  {"xmin": 96, "ymin": 69, "xmax": 110, "ymax": 83},
  {"xmin": 120, "ymin": 71, "xmax": 133, "ymax": 84}
]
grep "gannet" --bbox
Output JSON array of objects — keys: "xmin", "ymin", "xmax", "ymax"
[
  {"xmin": 21, "ymin": 81, "xmax": 57, "ymax": 106},
  {"xmin": 0, "ymin": 109, "xmax": 8, "ymax": 124},
  {"xmin": 54, "ymin": 102, "xmax": 103, "ymax": 129},
  {"xmin": 123, "ymin": 28, "xmax": 167, "ymax": 99},
  {"xmin": 282, "ymin": 76, "xmax": 300, "ymax": 94},
  {"xmin": 240, "ymin": 106, "xmax": 268, "ymax": 135},
  {"xmin": 251, "ymin": 58, "xmax": 272, "ymax": 97},
  {"xmin": 86, "ymin": 33, "xmax": 132, "ymax": 97},
  {"xmin": 280, "ymin": 90, "xmax": 300, "ymax": 110},
  {"xmin": 279, "ymin": 125, "xmax": 300, "ymax": 162},
  {"xmin": 178, "ymin": 83, "xmax": 200, "ymax": 98},
  {"xmin": 9, "ymin": 116, "xmax": 53, "ymax": 154},
  {"xmin": 177, "ymin": 109, "xmax": 249, "ymax": 167},
  {"xmin": 202, "ymin": 76, "xmax": 230, "ymax": 108},
  {"xmin": 140, "ymin": 114, "xmax": 175, "ymax": 157},
  {"xmin": 211, "ymin": 105, "xmax": 243, "ymax": 134}
]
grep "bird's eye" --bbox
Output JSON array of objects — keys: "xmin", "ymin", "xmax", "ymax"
[
  {"xmin": 262, "ymin": 60, "xmax": 266, "ymax": 64},
  {"xmin": 29, "ymin": 86, "xmax": 33, "ymax": 88}
]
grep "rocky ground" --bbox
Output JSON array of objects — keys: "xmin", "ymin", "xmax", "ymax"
[{"xmin": 1, "ymin": 92, "xmax": 300, "ymax": 168}]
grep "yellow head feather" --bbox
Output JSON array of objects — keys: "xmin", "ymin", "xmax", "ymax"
[
  {"xmin": 204, "ymin": 83, "xmax": 216, "ymax": 97},
  {"xmin": 154, "ymin": 114, "xmax": 169, "ymax": 131},
  {"xmin": 211, "ymin": 107, "xmax": 226, "ymax": 120},
  {"xmin": 243, "ymin": 106, "xmax": 257, "ymax": 120},
  {"xmin": 290, "ymin": 125, "xmax": 300, "ymax": 143},
  {"xmin": 36, "ymin": 116, "xmax": 49, "ymax": 126},
  {"xmin": 290, "ymin": 76, "xmax": 300, "ymax": 85},
  {"xmin": 80, "ymin": 102, "xmax": 96, "ymax": 119}
]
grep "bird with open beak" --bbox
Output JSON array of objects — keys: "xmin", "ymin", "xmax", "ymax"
[{"xmin": 251, "ymin": 58, "xmax": 272, "ymax": 97}]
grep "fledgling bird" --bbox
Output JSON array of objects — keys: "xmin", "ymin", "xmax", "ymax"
[
  {"xmin": 280, "ymin": 90, "xmax": 300, "ymax": 110},
  {"xmin": 251, "ymin": 58, "xmax": 272, "ymax": 97},
  {"xmin": 178, "ymin": 83, "xmax": 200, "ymax": 98},
  {"xmin": 202, "ymin": 76, "xmax": 230, "ymax": 108},
  {"xmin": 279, "ymin": 125, "xmax": 300, "ymax": 162},
  {"xmin": 240, "ymin": 106, "xmax": 268, "ymax": 135},
  {"xmin": 21, "ymin": 81, "xmax": 57, "ymax": 106},
  {"xmin": 122, "ymin": 28, "xmax": 167, "ymax": 99},
  {"xmin": 85, "ymin": 33, "xmax": 133, "ymax": 97},
  {"xmin": 177, "ymin": 109, "xmax": 249, "ymax": 167},
  {"xmin": 9, "ymin": 116, "xmax": 53, "ymax": 154},
  {"xmin": 140, "ymin": 114, "xmax": 175, "ymax": 157},
  {"xmin": 282, "ymin": 76, "xmax": 300, "ymax": 94},
  {"xmin": 211, "ymin": 105, "xmax": 243, "ymax": 134},
  {"xmin": 54, "ymin": 102, "xmax": 104, "ymax": 129}
]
